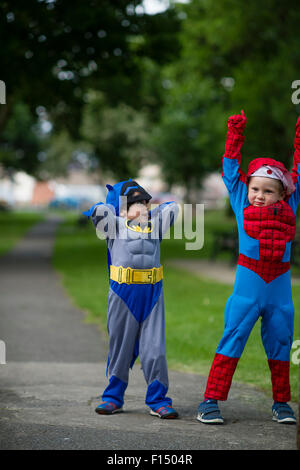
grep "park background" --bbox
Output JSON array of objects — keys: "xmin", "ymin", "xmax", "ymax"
[{"xmin": 0, "ymin": 0, "xmax": 299, "ymax": 402}]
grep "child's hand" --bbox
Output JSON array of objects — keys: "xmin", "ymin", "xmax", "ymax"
[{"xmin": 228, "ymin": 109, "xmax": 247, "ymax": 134}]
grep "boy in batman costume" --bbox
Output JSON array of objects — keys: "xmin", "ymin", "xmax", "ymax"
[
  {"xmin": 83, "ymin": 180, "xmax": 179, "ymax": 418},
  {"xmin": 197, "ymin": 111, "xmax": 300, "ymax": 425}
]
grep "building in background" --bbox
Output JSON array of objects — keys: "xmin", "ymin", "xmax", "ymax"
[
  {"xmin": 136, "ymin": 164, "xmax": 227, "ymax": 208},
  {"xmin": 0, "ymin": 171, "xmax": 35, "ymax": 208},
  {"xmin": 0, "ymin": 165, "xmax": 227, "ymax": 210},
  {"xmin": 31, "ymin": 181, "xmax": 55, "ymax": 206},
  {"xmin": 0, "ymin": 167, "xmax": 105, "ymax": 210}
]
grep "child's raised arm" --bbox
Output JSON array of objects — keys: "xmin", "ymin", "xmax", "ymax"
[
  {"xmin": 222, "ymin": 110, "xmax": 248, "ymax": 211},
  {"xmin": 83, "ymin": 202, "xmax": 118, "ymax": 239},
  {"xmin": 288, "ymin": 116, "xmax": 300, "ymax": 212},
  {"xmin": 150, "ymin": 201, "xmax": 179, "ymax": 241},
  {"xmin": 223, "ymin": 110, "xmax": 247, "ymax": 181}
]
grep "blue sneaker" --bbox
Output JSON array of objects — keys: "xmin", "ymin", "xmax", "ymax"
[
  {"xmin": 95, "ymin": 401, "xmax": 123, "ymax": 415},
  {"xmin": 272, "ymin": 402, "xmax": 296, "ymax": 424},
  {"xmin": 150, "ymin": 405, "xmax": 179, "ymax": 419},
  {"xmin": 197, "ymin": 399, "xmax": 224, "ymax": 424}
]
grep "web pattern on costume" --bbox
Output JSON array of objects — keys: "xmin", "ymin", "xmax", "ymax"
[
  {"xmin": 268, "ymin": 359, "xmax": 291, "ymax": 402},
  {"xmin": 222, "ymin": 132, "xmax": 248, "ymax": 184},
  {"xmin": 239, "ymin": 201, "xmax": 296, "ymax": 283},
  {"xmin": 224, "ymin": 132, "xmax": 244, "ymax": 160},
  {"xmin": 204, "ymin": 353, "xmax": 239, "ymax": 401}
]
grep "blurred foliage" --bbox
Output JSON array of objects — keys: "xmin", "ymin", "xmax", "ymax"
[
  {"xmin": 1, "ymin": 0, "xmax": 300, "ymax": 193},
  {"xmin": 0, "ymin": 0, "xmax": 180, "ymax": 124},
  {"xmin": 155, "ymin": 0, "xmax": 300, "ymax": 185},
  {"xmin": 0, "ymin": 0, "xmax": 180, "ymax": 175},
  {"xmin": 80, "ymin": 90, "xmax": 155, "ymax": 180},
  {"xmin": 0, "ymin": 101, "xmax": 42, "ymax": 174},
  {"xmin": 38, "ymin": 130, "xmax": 94, "ymax": 179}
]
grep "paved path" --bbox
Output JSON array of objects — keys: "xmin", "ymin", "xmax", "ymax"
[{"xmin": 0, "ymin": 216, "xmax": 298, "ymax": 451}]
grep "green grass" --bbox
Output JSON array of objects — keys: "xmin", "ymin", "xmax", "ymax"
[
  {"xmin": 53, "ymin": 212, "xmax": 299, "ymax": 401},
  {"xmin": 161, "ymin": 208, "xmax": 236, "ymax": 261},
  {"xmin": 0, "ymin": 210, "xmax": 44, "ymax": 255}
]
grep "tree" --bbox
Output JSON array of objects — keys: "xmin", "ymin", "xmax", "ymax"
[
  {"xmin": 0, "ymin": 1, "xmax": 180, "ymax": 135},
  {"xmin": 80, "ymin": 91, "xmax": 153, "ymax": 180},
  {"xmin": 152, "ymin": 0, "xmax": 300, "ymax": 196},
  {"xmin": 0, "ymin": 101, "xmax": 42, "ymax": 175},
  {"xmin": 0, "ymin": 1, "xmax": 181, "ymax": 175},
  {"xmin": 150, "ymin": 78, "xmax": 226, "ymax": 201}
]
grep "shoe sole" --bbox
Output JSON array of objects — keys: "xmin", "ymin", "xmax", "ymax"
[
  {"xmin": 197, "ymin": 413, "xmax": 224, "ymax": 424},
  {"xmin": 272, "ymin": 416, "xmax": 296, "ymax": 424},
  {"xmin": 150, "ymin": 410, "xmax": 178, "ymax": 419},
  {"xmin": 95, "ymin": 407, "xmax": 123, "ymax": 415}
]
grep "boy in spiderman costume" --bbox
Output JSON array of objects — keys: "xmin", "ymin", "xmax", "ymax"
[{"xmin": 198, "ymin": 111, "xmax": 300, "ymax": 425}]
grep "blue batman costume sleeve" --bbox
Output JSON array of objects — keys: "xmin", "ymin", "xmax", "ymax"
[{"xmin": 84, "ymin": 179, "xmax": 179, "ymax": 411}]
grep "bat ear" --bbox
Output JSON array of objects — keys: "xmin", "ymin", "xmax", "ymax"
[{"xmin": 106, "ymin": 184, "xmax": 114, "ymax": 191}]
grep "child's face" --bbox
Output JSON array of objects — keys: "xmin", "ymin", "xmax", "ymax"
[
  {"xmin": 120, "ymin": 191, "xmax": 150, "ymax": 222},
  {"xmin": 126, "ymin": 201, "xmax": 149, "ymax": 222},
  {"xmin": 248, "ymin": 176, "xmax": 285, "ymax": 207}
]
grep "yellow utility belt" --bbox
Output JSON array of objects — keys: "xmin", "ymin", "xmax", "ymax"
[{"xmin": 110, "ymin": 265, "xmax": 163, "ymax": 284}]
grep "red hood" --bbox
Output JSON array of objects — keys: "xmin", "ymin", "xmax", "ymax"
[{"xmin": 247, "ymin": 158, "xmax": 289, "ymax": 177}]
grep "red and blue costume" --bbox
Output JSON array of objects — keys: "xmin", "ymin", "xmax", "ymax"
[{"xmin": 204, "ymin": 113, "xmax": 300, "ymax": 403}]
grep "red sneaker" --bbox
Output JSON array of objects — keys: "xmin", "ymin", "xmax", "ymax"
[{"xmin": 95, "ymin": 401, "xmax": 123, "ymax": 415}]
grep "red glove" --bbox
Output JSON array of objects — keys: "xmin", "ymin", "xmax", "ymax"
[
  {"xmin": 228, "ymin": 110, "xmax": 247, "ymax": 135},
  {"xmin": 291, "ymin": 116, "xmax": 300, "ymax": 178},
  {"xmin": 295, "ymin": 116, "xmax": 300, "ymax": 138}
]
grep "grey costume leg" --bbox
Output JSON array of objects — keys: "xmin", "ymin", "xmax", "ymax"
[
  {"xmin": 102, "ymin": 289, "xmax": 139, "ymax": 407},
  {"xmin": 139, "ymin": 290, "xmax": 172, "ymax": 410},
  {"xmin": 102, "ymin": 288, "xmax": 172, "ymax": 410}
]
